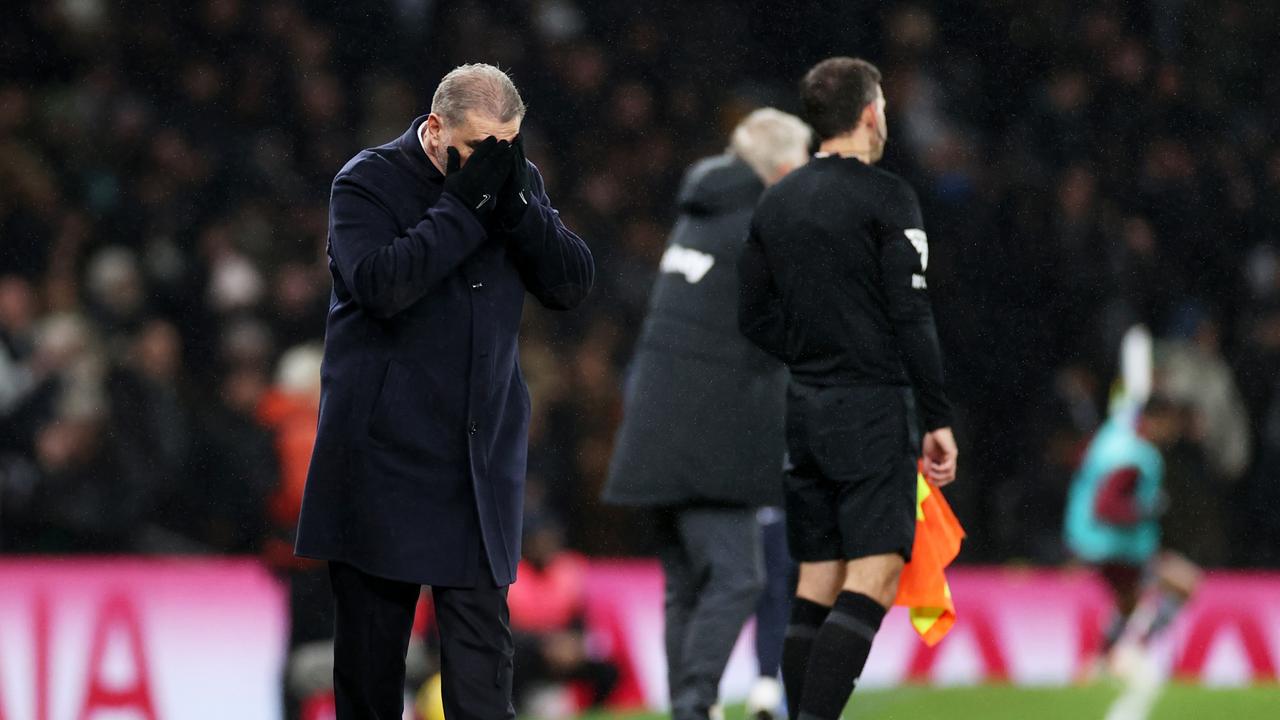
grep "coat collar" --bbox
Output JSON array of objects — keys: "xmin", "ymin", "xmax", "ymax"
[{"xmin": 396, "ymin": 115, "xmax": 445, "ymax": 185}]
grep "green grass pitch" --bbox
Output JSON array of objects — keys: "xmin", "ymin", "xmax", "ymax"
[{"xmin": 576, "ymin": 684, "xmax": 1280, "ymax": 720}]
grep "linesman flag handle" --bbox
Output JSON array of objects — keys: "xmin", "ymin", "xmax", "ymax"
[{"xmin": 894, "ymin": 461, "xmax": 966, "ymax": 646}]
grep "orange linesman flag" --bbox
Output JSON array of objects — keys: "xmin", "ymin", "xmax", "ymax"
[{"xmin": 894, "ymin": 461, "xmax": 966, "ymax": 646}]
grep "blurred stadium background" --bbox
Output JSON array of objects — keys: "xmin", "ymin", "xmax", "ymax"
[{"xmin": 2, "ymin": 1, "xmax": 1280, "ymax": 719}]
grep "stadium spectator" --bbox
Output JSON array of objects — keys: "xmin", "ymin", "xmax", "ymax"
[
  {"xmin": 0, "ymin": 275, "xmax": 40, "ymax": 416},
  {"xmin": 508, "ymin": 513, "xmax": 618, "ymax": 716},
  {"xmin": 257, "ymin": 343, "xmax": 330, "ymax": 720},
  {"xmin": 179, "ymin": 362, "xmax": 275, "ymax": 554},
  {"xmin": 105, "ymin": 318, "xmax": 195, "ymax": 550}
]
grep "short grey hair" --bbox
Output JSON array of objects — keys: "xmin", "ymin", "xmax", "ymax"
[
  {"xmin": 727, "ymin": 108, "xmax": 813, "ymax": 183},
  {"xmin": 431, "ymin": 63, "xmax": 526, "ymax": 126}
]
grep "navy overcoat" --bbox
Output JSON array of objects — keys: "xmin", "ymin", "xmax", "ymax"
[{"xmin": 296, "ymin": 117, "xmax": 593, "ymax": 587}]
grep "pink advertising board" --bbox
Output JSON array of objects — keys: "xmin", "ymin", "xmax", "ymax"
[
  {"xmin": 0, "ymin": 559, "xmax": 286, "ymax": 720},
  {"xmin": 1, "ymin": 559, "xmax": 1277, "ymax": 718},
  {"xmin": 581, "ymin": 564, "xmax": 1280, "ymax": 709}
]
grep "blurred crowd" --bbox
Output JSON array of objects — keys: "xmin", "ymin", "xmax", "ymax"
[{"xmin": 2, "ymin": 0, "xmax": 1279, "ymax": 568}]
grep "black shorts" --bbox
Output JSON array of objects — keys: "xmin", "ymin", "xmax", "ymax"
[{"xmin": 783, "ymin": 382, "xmax": 919, "ymax": 563}]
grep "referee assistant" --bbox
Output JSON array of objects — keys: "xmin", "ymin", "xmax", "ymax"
[{"xmin": 737, "ymin": 57, "xmax": 958, "ymax": 720}]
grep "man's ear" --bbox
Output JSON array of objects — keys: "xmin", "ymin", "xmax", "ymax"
[
  {"xmin": 860, "ymin": 103, "xmax": 878, "ymax": 132},
  {"xmin": 424, "ymin": 113, "xmax": 443, "ymax": 146}
]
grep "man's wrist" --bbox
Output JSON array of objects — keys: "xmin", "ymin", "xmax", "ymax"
[
  {"xmin": 924, "ymin": 413, "xmax": 953, "ymax": 433},
  {"xmin": 436, "ymin": 192, "xmax": 491, "ymax": 236},
  {"xmin": 497, "ymin": 199, "xmax": 531, "ymax": 232}
]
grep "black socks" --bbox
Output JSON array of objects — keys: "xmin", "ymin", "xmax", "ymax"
[
  {"xmin": 796, "ymin": 591, "xmax": 886, "ymax": 720},
  {"xmin": 781, "ymin": 597, "xmax": 830, "ymax": 720}
]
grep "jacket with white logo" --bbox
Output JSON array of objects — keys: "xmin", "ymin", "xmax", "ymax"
[{"xmin": 604, "ymin": 155, "xmax": 786, "ymax": 508}]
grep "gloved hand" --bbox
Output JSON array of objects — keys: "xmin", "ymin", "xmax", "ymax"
[
  {"xmin": 494, "ymin": 135, "xmax": 533, "ymax": 230},
  {"xmin": 443, "ymin": 136, "xmax": 513, "ymax": 217}
]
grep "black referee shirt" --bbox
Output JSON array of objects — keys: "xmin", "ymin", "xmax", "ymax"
[{"xmin": 737, "ymin": 154, "xmax": 953, "ymax": 431}]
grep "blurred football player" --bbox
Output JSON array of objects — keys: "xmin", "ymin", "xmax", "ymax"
[{"xmin": 1065, "ymin": 395, "xmax": 1201, "ymax": 673}]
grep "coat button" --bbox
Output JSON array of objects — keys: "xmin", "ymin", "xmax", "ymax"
[
  {"xmin": 471, "ymin": 282, "xmax": 483, "ymax": 290},
  {"xmin": 469, "ymin": 421, "xmax": 478, "ymax": 435}
]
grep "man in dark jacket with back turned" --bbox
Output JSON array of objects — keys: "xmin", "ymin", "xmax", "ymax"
[
  {"xmin": 603, "ymin": 108, "xmax": 811, "ymax": 720},
  {"xmin": 296, "ymin": 64, "xmax": 593, "ymax": 720}
]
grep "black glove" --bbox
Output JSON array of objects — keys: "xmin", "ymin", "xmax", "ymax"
[
  {"xmin": 443, "ymin": 136, "xmax": 513, "ymax": 217},
  {"xmin": 495, "ymin": 135, "xmax": 533, "ymax": 230}
]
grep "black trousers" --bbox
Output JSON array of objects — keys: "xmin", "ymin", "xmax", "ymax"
[{"xmin": 328, "ymin": 561, "xmax": 515, "ymax": 720}]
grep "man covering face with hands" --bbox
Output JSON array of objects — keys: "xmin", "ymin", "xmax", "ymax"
[{"xmin": 296, "ymin": 63, "xmax": 593, "ymax": 720}]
